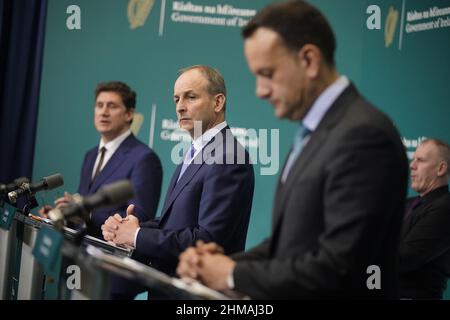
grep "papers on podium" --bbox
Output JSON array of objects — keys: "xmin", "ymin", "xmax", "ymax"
[{"xmin": 34, "ymin": 214, "xmax": 133, "ymax": 257}]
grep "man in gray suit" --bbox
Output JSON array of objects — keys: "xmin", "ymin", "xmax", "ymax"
[{"xmin": 177, "ymin": 0, "xmax": 409, "ymax": 299}]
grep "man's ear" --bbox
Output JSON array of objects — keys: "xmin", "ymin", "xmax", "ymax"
[
  {"xmin": 298, "ymin": 44, "xmax": 321, "ymax": 79},
  {"xmin": 126, "ymin": 108, "xmax": 134, "ymax": 122},
  {"xmin": 214, "ymin": 94, "xmax": 226, "ymax": 113},
  {"xmin": 437, "ymin": 161, "xmax": 448, "ymax": 177}
]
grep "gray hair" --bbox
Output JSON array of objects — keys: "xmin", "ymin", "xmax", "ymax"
[
  {"xmin": 179, "ymin": 65, "xmax": 227, "ymax": 109},
  {"xmin": 422, "ymin": 138, "xmax": 450, "ymax": 178}
]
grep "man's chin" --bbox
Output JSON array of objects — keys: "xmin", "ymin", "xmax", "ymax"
[
  {"xmin": 179, "ymin": 125, "xmax": 194, "ymax": 136},
  {"xmin": 275, "ymin": 110, "xmax": 296, "ymax": 121},
  {"xmin": 274, "ymin": 108, "xmax": 286, "ymax": 119},
  {"xmin": 95, "ymin": 125, "xmax": 111, "ymax": 133},
  {"xmin": 179, "ymin": 124, "xmax": 191, "ymax": 131}
]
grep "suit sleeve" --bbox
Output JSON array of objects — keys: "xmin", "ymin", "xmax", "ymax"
[
  {"xmin": 135, "ymin": 162, "xmax": 254, "ymax": 262},
  {"xmin": 234, "ymin": 125, "xmax": 406, "ymax": 299},
  {"xmin": 232, "ymin": 238, "xmax": 271, "ymax": 261},
  {"xmin": 399, "ymin": 202, "xmax": 450, "ymax": 273},
  {"xmin": 129, "ymin": 151, "xmax": 163, "ymax": 222}
]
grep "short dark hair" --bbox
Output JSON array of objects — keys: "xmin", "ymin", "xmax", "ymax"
[
  {"xmin": 179, "ymin": 65, "xmax": 227, "ymax": 109},
  {"xmin": 95, "ymin": 81, "xmax": 136, "ymax": 110},
  {"xmin": 242, "ymin": 0, "xmax": 336, "ymax": 66}
]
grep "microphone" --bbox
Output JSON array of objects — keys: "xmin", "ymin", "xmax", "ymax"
[
  {"xmin": 1, "ymin": 177, "xmax": 30, "ymax": 204},
  {"xmin": 48, "ymin": 179, "xmax": 134, "ymax": 229},
  {"xmin": 7, "ymin": 173, "xmax": 64, "ymax": 204},
  {"xmin": 1, "ymin": 177, "xmax": 30, "ymax": 198}
]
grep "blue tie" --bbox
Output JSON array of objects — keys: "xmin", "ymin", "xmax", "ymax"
[
  {"xmin": 177, "ymin": 144, "xmax": 196, "ymax": 182},
  {"xmin": 281, "ymin": 124, "xmax": 311, "ymax": 183}
]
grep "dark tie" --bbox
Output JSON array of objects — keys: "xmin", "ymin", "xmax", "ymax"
[
  {"xmin": 177, "ymin": 144, "xmax": 196, "ymax": 182},
  {"xmin": 92, "ymin": 146, "xmax": 107, "ymax": 182},
  {"xmin": 404, "ymin": 197, "xmax": 421, "ymax": 220},
  {"xmin": 281, "ymin": 124, "xmax": 311, "ymax": 183}
]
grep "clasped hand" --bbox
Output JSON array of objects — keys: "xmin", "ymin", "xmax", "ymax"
[
  {"xmin": 177, "ymin": 240, "xmax": 236, "ymax": 291},
  {"xmin": 101, "ymin": 204, "xmax": 139, "ymax": 247}
]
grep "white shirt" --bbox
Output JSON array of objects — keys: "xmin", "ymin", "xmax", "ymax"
[
  {"xmin": 92, "ymin": 129, "xmax": 132, "ymax": 179},
  {"xmin": 189, "ymin": 121, "xmax": 228, "ymax": 164},
  {"xmin": 302, "ymin": 75, "xmax": 350, "ymax": 133}
]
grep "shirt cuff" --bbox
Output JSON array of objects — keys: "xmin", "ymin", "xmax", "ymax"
[
  {"xmin": 133, "ymin": 227, "xmax": 141, "ymax": 249},
  {"xmin": 226, "ymin": 270, "xmax": 235, "ymax": 290}
]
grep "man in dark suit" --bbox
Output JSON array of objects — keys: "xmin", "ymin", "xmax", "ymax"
[
  {"xmin": 399, "ymin": 138, "xmax": 450, "ymax": 299},
  {"xmin": 177, "ymin": 0, "xmax": 408, "ymax": 299},
  {"xmin": 52, "ymin": 81, "xmax": 163, "ymax": 299},
  {"xmin": 55, "ymin": 81, "xmax": 163, "ymax": 239},
  {"xmin": 101, "ymin": 66, "xmax": 254, "ymax": 279}
]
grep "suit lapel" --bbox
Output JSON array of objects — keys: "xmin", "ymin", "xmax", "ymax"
[
  {"xmin": 89, "ymin": 134, "xmax": 135, "ymax": 192},
  {"xmin": 159, "ymin": 160, "xmax": 205, "ymax": 222},
  {"xmin": 402, "ymin": 205, "xmax": 425, "ymax": 238},
  {"xmin": 271, "ymin": 85, "xmax": 359, "ymax": 239},
  {"xmin": 271, "ymin": 149, "xmax": 290, "ymax": 228},
  {"xmin": 401, "ymin": 213, "xmax": 414, "ymax": 238},
  {"xmin": 158, "ymin": 128, "xmax": 227, "ymax": 223},
  {"xmin": 167, "ymin": 163, "xmax": 183, "ymax": 197},
  {"xmin": 271, "ymin": 128, "xmax": 331, "ymax": 238},
  {"xmin": 79, "ymin": 149, "xmax": 97, "ymax": 194},
  {"xmin": 401, "ymin": 198, "xmax": 417, "ymax": 238}
]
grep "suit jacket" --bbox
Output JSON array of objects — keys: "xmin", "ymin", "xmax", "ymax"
[
  {"xmin": 78, "ymin": 133, "xmax": 163, "ymax": 238},
  {"xmin": 232, "ymin": 84, "xmax": 409, "ymax": 299},
  {"xmin": 399, "ymin": 185, "xmax": 450, "ymax": 299},
  {"xmin": 135, "ymin": 126, "xmax": 254, "ymax": 275}
]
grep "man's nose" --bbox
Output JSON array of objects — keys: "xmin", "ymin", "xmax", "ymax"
[
  {"xmin": 99, "ymin": 106, "xmax": 110, "ymax": 116},
  {"xmin": 256, "ymin": 77, "xmax": 270, "ymax": 99},
  {"xmin": 176, "ymin": 100, "xmax": 186, "ymax": 113}
]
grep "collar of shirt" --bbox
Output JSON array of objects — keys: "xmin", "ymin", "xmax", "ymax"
[
  {"xmin": 189, "ymin": 121, "xmax": 227, "ymax": 163},
  {"xmin": 420, "ymin": 184, "xmax": 449, "ymax": 205},
  {"xmin": 303, "ymin": 75, "xmax": 350, "ymax": 132},
  {"xmin": 93, "ymin": 129, "xmax": 132, "ymax": 175},
  {"xmin": 99, "ymin": 129, "xmax": 132, "ymax": 153}
]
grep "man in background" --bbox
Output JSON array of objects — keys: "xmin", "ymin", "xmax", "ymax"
[
  {"xmin": 54, "ymin": 81, "xmax": 163, "ymax": 238},
  {"xmin": 400, "ymin": 138, "xmax": 450, "ymax": 299},
  {"xmin": 51, "ymin": 81, "xmax": 163, "ymax": 300}
]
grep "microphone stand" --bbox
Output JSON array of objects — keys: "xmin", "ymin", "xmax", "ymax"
[{"xmin": 20, "ymin": 194, "xmax": 39, "ymax": 216}]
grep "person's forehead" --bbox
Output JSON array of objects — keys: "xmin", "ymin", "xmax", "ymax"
[
  {"xmin": 247, "ymin": 28, "xmax": 285, "ymax": 51},
  {"xmin": 245, "ymin": 30, "xmax": 292, "ymax": 70},
  {"xmin": 96, "ymin": 91, "xmax": 122, "ymax": 102},
  {"xmin": 175, "ymin": 70, "xmax": 208, "ymax": 92},
  {"xmin": 417, "ymin": 142, "xmax": 438, "ymax": 156}
]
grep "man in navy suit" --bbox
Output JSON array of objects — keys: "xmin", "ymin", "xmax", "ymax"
[
  {"xmin": 101, "ymin": 66, "xmax": 254, "ymax": 281},
  {"xmin": 55, "ymin": 81, "xmax": 163, "ymax": 239}
]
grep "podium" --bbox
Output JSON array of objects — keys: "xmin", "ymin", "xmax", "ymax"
[
  {"xmin": 0, "ymin": 221, "xmax": 15, "ymax": 299},
  {"xmin": 57, "ymin": 228, "xmax": 134, "ymax": 300},
  {"xmin": 0, "ymin": 208, "xmax": 45, "ymax": 300},
  {"xmin": 0, "ymin": 202, "xmax": 17, "ymax": 299},
  {"xmin": 14, "ymin": 213, "xmax": 45, "ymax": 299},
  {"xmin": 59, "ymin": 243, "xmax": 233, "ymax": 300},
  {"xmin": 0, "ymin": 209, "xmax": 134, "ymax": 300},
  {"xmin": 1, "ymin": 208, "xmax": 242, "ymax": 300}
]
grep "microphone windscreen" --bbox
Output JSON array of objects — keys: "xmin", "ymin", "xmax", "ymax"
[
  {"xmin": 99, "ymin": 180, "xmax": 134, "ymax": 206},
  {"xmin": 14, "ymin": 177, "xmax": 30, "ymax": 185},
  {"xmin": 44, "ymin": 173, "xmax": 64, "ymax": 189}
]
